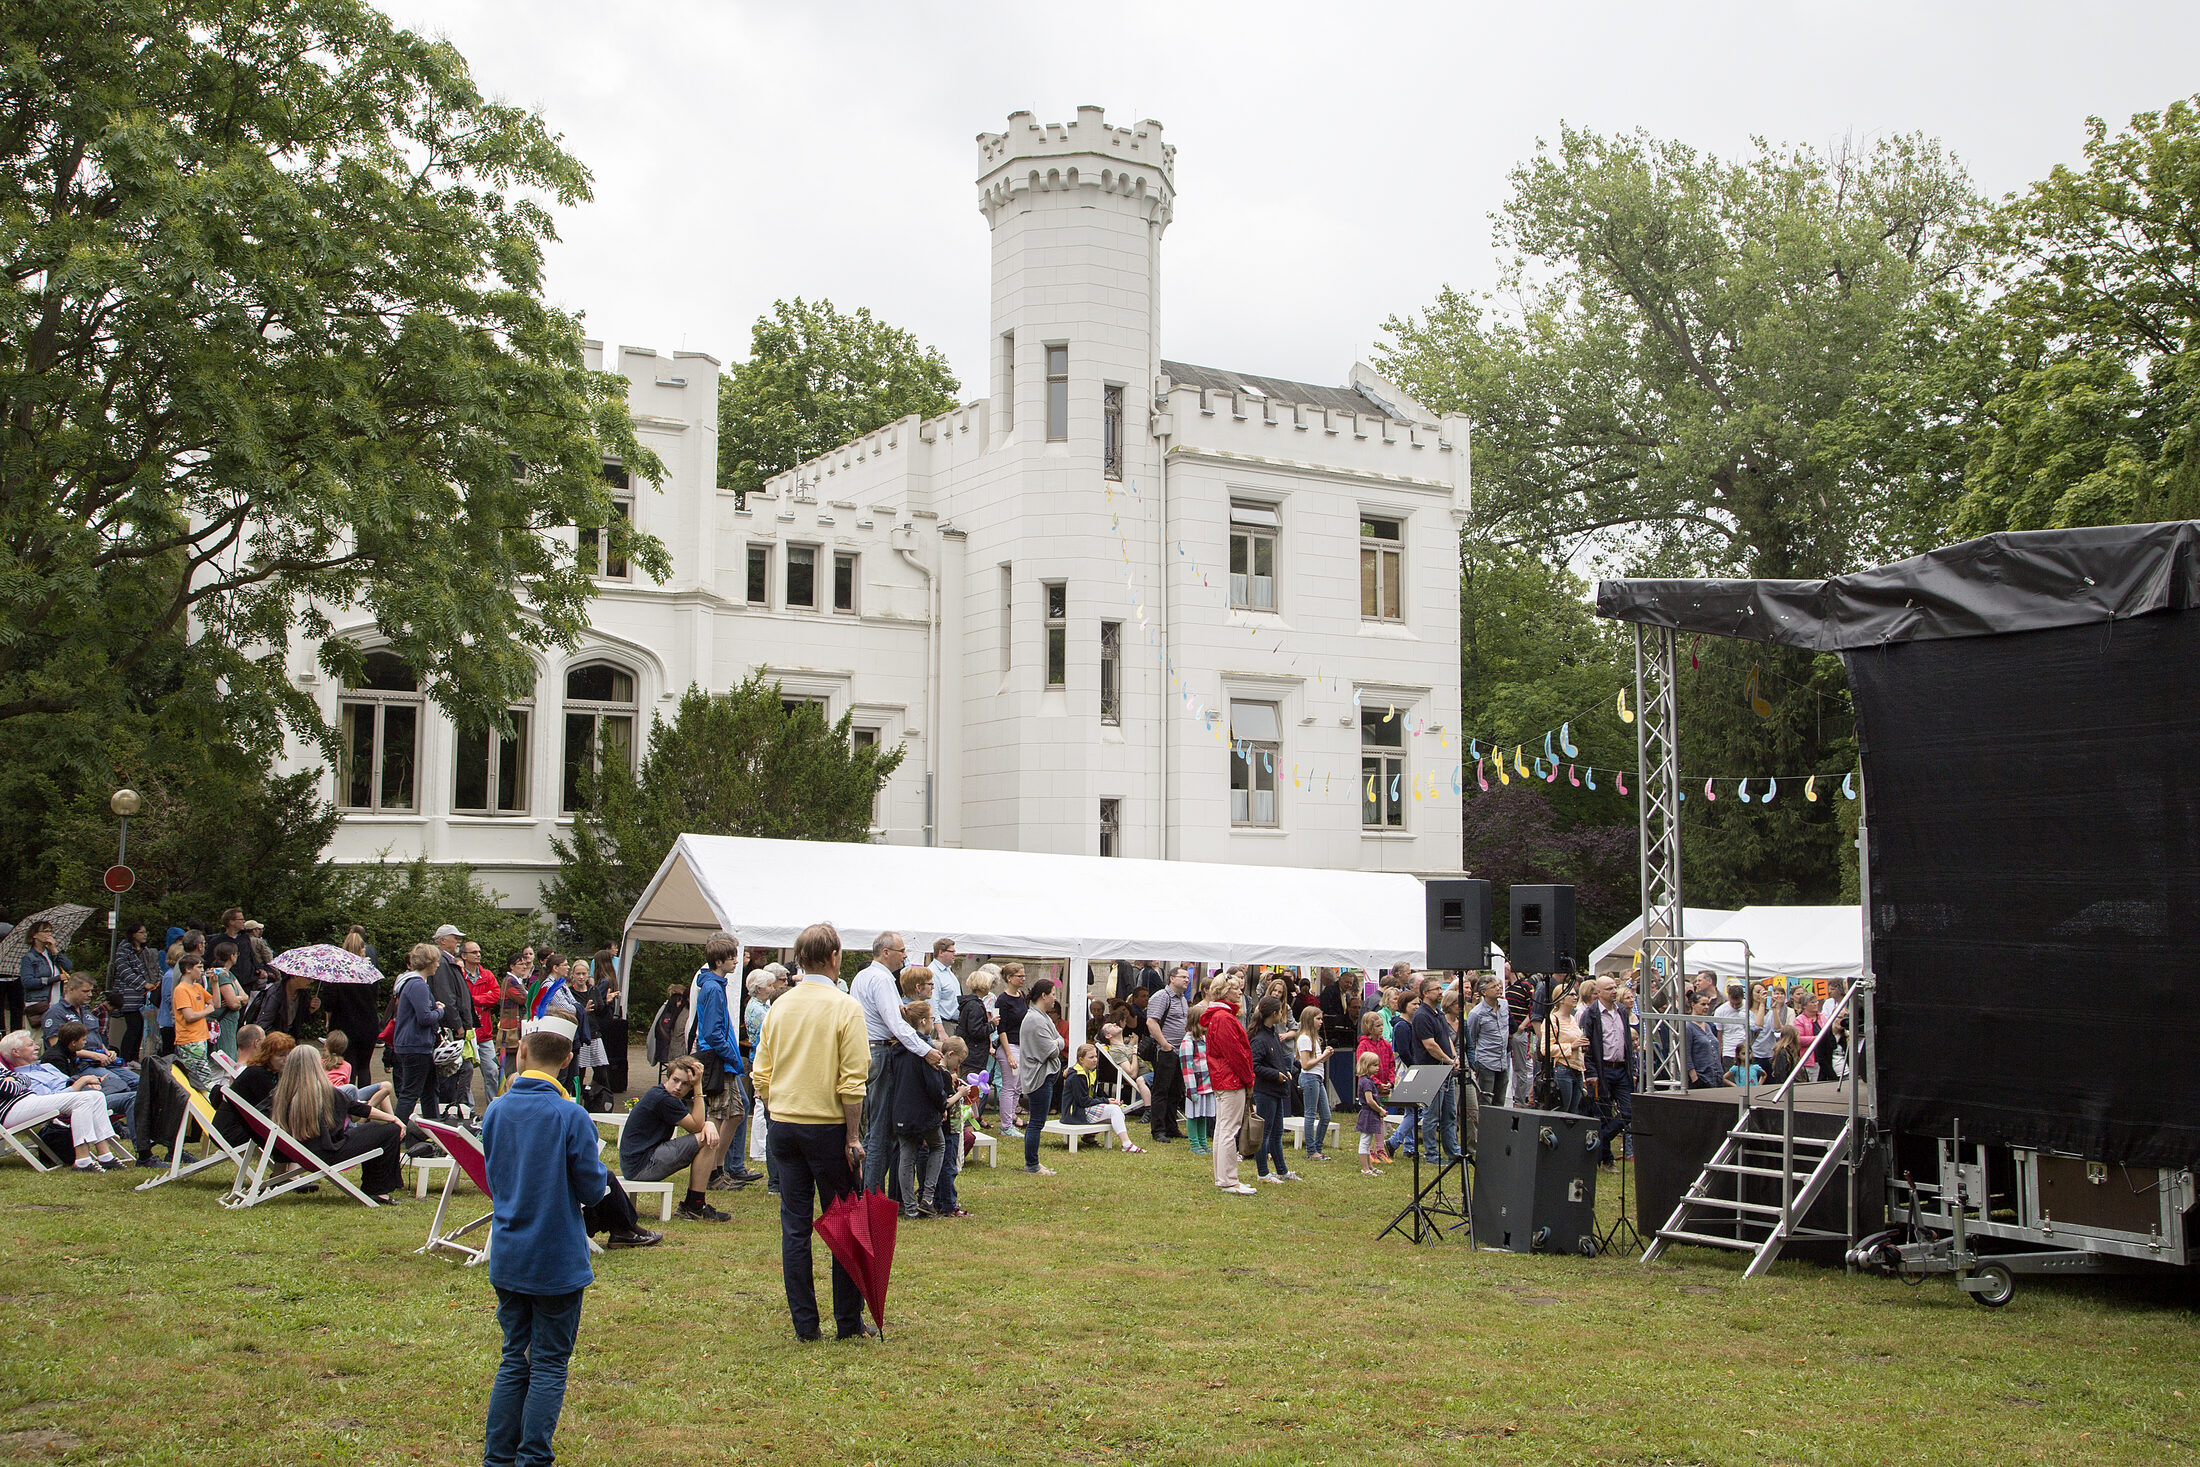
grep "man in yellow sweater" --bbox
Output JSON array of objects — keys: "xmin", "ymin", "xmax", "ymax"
[{"xmin": 751, "ymin": 922, "xmax": 873, "ymax": 1341}]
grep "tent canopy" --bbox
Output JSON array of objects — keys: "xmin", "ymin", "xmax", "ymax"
[
  {"xmin": 1682, "ymin": 905, "xmax": 1862, "ymax": 985},
  {"xmin": 1587, "ymin": 907, "xmax": 1739, "ymax": 974},
  {"xmin": 622, "ymin": 836, "xmax": 1436, "ymax": 1047}
]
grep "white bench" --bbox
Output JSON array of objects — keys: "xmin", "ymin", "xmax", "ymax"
[
  {"xmin": 969, "ymin": 1132, "xmax": 998, "ymax": 1168},
  {"xmin": 404, "ymin": 1152, "xmax": 455, "ymax": 1199},
  {"xmin": 1040, "ymin": 1120, "xmax": 1115, "ymax": 1153},
  {"xmin": 619, "ymin": 1177, "xmax": 675, "ymax": 1221}
]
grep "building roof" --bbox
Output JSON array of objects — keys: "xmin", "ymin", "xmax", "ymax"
[{"xmin": 1161, "ymin": 359, "xmax": 1390, "ymax": 418}]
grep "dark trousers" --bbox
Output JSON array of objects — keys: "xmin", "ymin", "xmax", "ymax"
[
  {"xmin": 1022, "ymin": 1074, "xmax": 1056, "ymax": 1170},
  {"xmin": 769, "ymin": 1119, "xmax": 864, "ymax": 1339},
  {"xmin": 158, "ymin": 1024, "xmax": 175, "ymax": 1057},
  {"xmin": 1148, "ymin": 1047, "xmax": 1184, "ymax": 1137},
  {"xmin": 391, "ymin": 1051, "xmax": 438, "ymax": 1124},
  {"xmin": 0, "ymin": 981, "xmax": 22, "ymax": 1034},
  {"xmin": 584, "ymin": 1174, "xmax": 641, "ymax": 1237},
  {"xmin": 312, "ymin": 1119, "xmax": 402, "ymax": 1198},
  {"xmin": 485, "ymin": 1286, "xmax": 584, "ymax": 1467},
  {"xmin": 115, "ymin": 1011, "xmax": 146, "ymax": 1064},
  {"xmin": 1253, "ymin": 1090, "xmax": 1289, "ymax": 1177},
  {"xmin": 1591, "ymin": 1059, "xmax": 1632, "ymax": 1162},
  {"xmin": 1471, "ymin": 1063, "xmax": 1507, "ymax": 1106},
  {"xmin": 859, "ymin": 1041, "xmax": 898, "ymax": 1193}
]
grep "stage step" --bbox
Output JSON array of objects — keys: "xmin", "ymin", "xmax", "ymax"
[
  {"xmin": 1655, "ymin": 1227, "xmax": 1763, "ymax": 1252},
  {"xmin": 1707, "ymin": 1161, "xmax": 1798, "ymax": 1179}
]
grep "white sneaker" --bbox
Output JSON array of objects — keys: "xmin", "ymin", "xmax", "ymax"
[
  {"xmin": 1260, "ymin": 1173, "xmax": 1286, "ymax": 1184},
  {"xmin": 1282, "ymin": 1171, "xmax": 1304, "ymax": 1182},
  {"xmin": 1229, "ymin": 1183, "xmax": 1258, "ymax": 1195}
]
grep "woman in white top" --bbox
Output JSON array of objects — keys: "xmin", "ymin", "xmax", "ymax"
[{"xmin": 1293, "ymin": 1006, "xmax": 1334, "ymax": 1160}]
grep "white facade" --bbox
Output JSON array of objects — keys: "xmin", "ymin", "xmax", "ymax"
[{"xmin": 293, "ymin": 107, "xmax": 1468, "ymax": 906}]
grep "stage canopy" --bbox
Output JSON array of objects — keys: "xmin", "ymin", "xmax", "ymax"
[
  {"xmin": 1587, "ymin": 907, "xmax": 1738, "ymax": 974},
  {"xmin": 621, "ymin": 835, "xmax": 1433, "ymax": 1048},
  {"xmin": 1681, "ymin": 905, "xmax": 1863, "ymax": 986}
]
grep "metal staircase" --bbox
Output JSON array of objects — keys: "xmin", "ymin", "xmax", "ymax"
[{"xmin": 1643, "ymin": 987, "xmax": 1870, "ymax": 1278}]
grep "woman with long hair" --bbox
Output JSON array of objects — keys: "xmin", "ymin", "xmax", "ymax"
[
  {"xmin": 1248, "ymin": 995, "xmax": 1299, "ymax": 1184},
  {"xmin": 1017, "ymin": 977, "xmax": 1066, "ymax": 1175},
  {"xmin": 1293, "ymin": 1005, "xmax": 1334, "ymax": 1161},
  {"xmin": 269, "ymin": 1044, "xmax": 404, "ymax": 1205}
]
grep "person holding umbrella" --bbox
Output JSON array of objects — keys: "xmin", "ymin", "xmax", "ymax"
[{"xmin": 751, "ymin": 922, "xmax": 876, "ymax": 1342}]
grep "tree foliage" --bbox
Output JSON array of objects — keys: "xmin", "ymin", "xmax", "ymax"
[
  {"xmin": 1380, "ymin": 126, "xmax": 1983, "ymax": 579},
  {"xmin": 1954, "ymin": 97, "xmax": 2200, "ymax": 533},
  {"xmin": 544, "ymin": 677, "xmax": 905, "ymax": 1006},
  {"xmin": 717, "ymin": 298, "xmax": 960, "ymax": 500},
  {"xmin": 1, "ymin": 0, "xmax": 666, "ymax": 756}
]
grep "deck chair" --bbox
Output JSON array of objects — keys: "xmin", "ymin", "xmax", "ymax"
[
  {"xmin": 134, "ymin": 1065, "xmax": 251, "ymax": 1193},
  {"xmin": 1, "ymin": 1103, "xmax": 65, "ymax": 1171},
  {"xmin": 213, "ymin": 1050, "xmax": 243, "ymax": 1080},
  {"xmin": 414, "ymin": 1119, "xmax": 494, "ymax": 1265},
  {"xmin": 221, "ymin": 1091, "xmax": 386, "ymax": 1210}
]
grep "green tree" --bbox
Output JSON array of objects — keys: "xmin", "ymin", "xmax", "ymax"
[
  {"xmin": 333, "ymin": 857, "xmax": 547, "ymax": 974},
  {"xmin": 718, "ymin": 298, "xmax": 960, "ymax": 500},
  {"xmin": 1954, "ymin": 96, "xmax": 2200, "ymax": 533},
  {"xmin": 1, "ymin": 0, "xmax": 666, "ymax": 755},
  {"xmin": 1379, "ymin": 126, "xmax": 1983, "ymax": 579},
  {"xmin": 544, "ymin": 676, "xmax": 905, "ymax": 1009}
]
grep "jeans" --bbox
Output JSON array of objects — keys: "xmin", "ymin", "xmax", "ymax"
[
  {"xmin": 894, "ymin": 1129, "xmax": 944, "ymax": 1210},
  {"xmin": 1591, "ymin": 1059, "xmax": 1632, "ymax": 1163},
  {"xmin": 1022, "ymin": 1075, "xmax": 1056, "ymax": 1170},
  {"xmin": 476, "ymin": 1047, "xmax": 503, "ymax": 1106},
  {"xmin": 860, "ymin": 1042, "xmax": 898, "ymax": 1193},
  {"xmin": 998, "ymin": 1045, "xmax": 1020, "ymax": 1129},
  {"xmin": 1252, "ymin": 1090, "xmax": 1289, "ymax": 1177},
  {"xmin": 768, "ymin": 1119, "xmax": 864, "ymax": 1339},
  {"xmin": 1148, "ymin": 1047, "xmax": 1183, "ymax": 1137},
  {"xmin": 391, "ymin": 1051, "xmax": 437, "ymax": 1124},
  {"xmin": 1509, "ymin": 1030, "xmax": 1535, "ymax": 1106},
  {"xmin": 722, "ymin": 1076, "xmax": 752, "ymax": 1172},
  {"xmin": 1554, "ymin": 1065, "xmax": 1584, "ymax": 1113},
  {"xmin": 934, "ymin": 1121, "xmax": 963, "ymax": 1213},
  {"xmin": 485, "ymin": 1287, "xmax": 584, "ymax": 1467},
  {"xmin": 1297, "ymin": 1070, "xmax": 1331, "ymax": 1155}
]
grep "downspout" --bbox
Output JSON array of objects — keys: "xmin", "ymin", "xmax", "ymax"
[
  {"xmin": 895, "ymin": 531, "xmax": 938, "ymax": 845},
  {"xmin": 1155, "ymin": 400, "xmax": 1172, "ymax": 861}
]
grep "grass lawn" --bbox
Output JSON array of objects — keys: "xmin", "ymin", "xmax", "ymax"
[{"xmin": 3, "ymin": 1130, "xmax": 2194, "ymax": 1467}]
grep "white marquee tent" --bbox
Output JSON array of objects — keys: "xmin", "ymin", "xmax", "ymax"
[
  {"xmin": 620, "ymin": 835, "xmax": 1435, "ymax": 1049},
  {"xmin": 1586, "ymin": 906, "xmax": 1740, "ymax": 975},
  {"xmin": 1682, "ymin": 905, "xmax": 1864, "ymax": 985}
]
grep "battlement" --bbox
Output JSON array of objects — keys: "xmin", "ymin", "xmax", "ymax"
[{"xmin": 976, "ymin": 106, "xmax": 1174, "ymax": 228}]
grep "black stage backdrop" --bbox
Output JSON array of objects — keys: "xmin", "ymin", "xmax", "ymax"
[{"xmin": 1848, "ymin": 611, "xmax": 2200, "ymax": 1168}]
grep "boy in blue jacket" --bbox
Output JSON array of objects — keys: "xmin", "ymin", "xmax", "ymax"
[
  {"xmin": 481, "ymin": 1028, "xmax": 651, "ymax": 1467},
  {"xmin": 690, "ymin": 933, "xmax": 763, "ymax": 1189}
]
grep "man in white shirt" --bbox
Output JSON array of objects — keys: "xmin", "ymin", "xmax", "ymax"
[
  {"xmin": 926, "ymin": 938, "xmax": 960, "ymax": 1034},
  {"xmin": 1710, "ymin": 983, "xmax": 1750, "ymax": 1067},
  {"xmin": 849, "ymin": 931, "xmax": 940, "ymax": 1192}
]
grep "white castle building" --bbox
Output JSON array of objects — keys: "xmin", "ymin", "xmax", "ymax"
[{"xmin": 295, "ymin": 107, "xmax": 1469, "ymax": 907}]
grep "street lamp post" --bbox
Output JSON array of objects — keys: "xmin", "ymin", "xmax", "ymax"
[{"xmin": 107, "ymin": 788, "xmax": 140, "ymax": 1054}]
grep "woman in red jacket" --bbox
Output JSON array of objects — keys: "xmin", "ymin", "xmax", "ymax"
[{"xmin": 1198, "ymin": 973, "xmax": 1256, "ymax": 1195}]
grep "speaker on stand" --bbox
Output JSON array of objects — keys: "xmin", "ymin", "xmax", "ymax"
[
  {"xmin": 1424, "ymin": 879, "xmax": 1492, "ymax": 971},
  {"xmin": 1507, "ymin": 885, "xmax": 1576, "ymax": 975}
]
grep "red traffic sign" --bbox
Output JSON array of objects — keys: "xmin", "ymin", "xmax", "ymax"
[{"xmin": 103, "ymin": 865, "xmax": 135, "ymax": 894}]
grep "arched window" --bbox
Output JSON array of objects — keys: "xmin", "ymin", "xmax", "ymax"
[
  {"xmin": 562, "ymin": 662, "xmax": 637, "ymax": 812},
  {"xmin": 454, "ymin": 692, "xmax": 534, "ymax": 815},
  {"xmin": 339, "ymin": 651, "xmax": 422, "ymax": 811}
]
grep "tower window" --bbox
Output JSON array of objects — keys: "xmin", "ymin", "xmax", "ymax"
[
  {"xmin": 786, "ymin": 545, "xmax": 817, "ymax": 610},
  {"xmin": 1099, "ymin": 620, "xmax": 1122, "ymax": 725},
  {"xmin": 1044, "ymin": 581, "xmax": 1067, "ymax": 687},
  {"xmin": 1046, "ymin": 344, "xmax": 1069, "ymax": 442},
  {"xmin": 1103, "ymin": 384, "xmax": 1124, "ymax": 479},
  {"xmin": 1001, "ymin": 332, "xmax": 1016, "ymax": 431},
  {"xmin": 833, "ymin": 552, "xmax": 858, "ymax": 613},
  {"xmin": 1000, "ymin": 564, "xmax": 1013, "ymax": 676},
  {"xmin": 579, "ymin": 464, "xmax": 631, "ymax": 580},
  {"xmin": 1099, "ymin": 797, "xmax": 1121, "ymax": 857},
  {"xmin": 746, "ymin": 545, "xmax": 771, "ymax": 606}
]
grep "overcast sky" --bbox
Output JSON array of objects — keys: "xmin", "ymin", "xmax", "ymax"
[{"xmin": 380, "ymin": 0, "xmax": 2200, "ymax": 397}]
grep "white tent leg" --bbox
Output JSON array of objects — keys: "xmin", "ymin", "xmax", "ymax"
[{"xmin": 1069, "ymin": 955, "xmax": 1089, "ymax": 1056}]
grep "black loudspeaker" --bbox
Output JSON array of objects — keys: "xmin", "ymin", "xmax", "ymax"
[
  {"xmin": 1470, "ymin": 1106, "xmax": 1601, "ymax": 1255},
  {"xmin": 1424, "ymin": 878, "xmax": 1492, "ymax": 971},
  {"xmin": 1508, "ymin": 884, "xmax": 1576, "ymax": 974}
]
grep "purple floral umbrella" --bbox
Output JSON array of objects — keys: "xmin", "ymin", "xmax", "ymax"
[{"xmin": 268, "ymin": 943, "xmax": 384, "ymax": 986}]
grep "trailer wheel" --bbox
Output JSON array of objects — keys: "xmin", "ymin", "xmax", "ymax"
[{"xmin": 1967, "ymin": 1262, "xmax": 2015, "ymax": 1309}]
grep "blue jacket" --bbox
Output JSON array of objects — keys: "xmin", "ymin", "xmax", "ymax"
[
  {"xmin": 693, "ymin": 969, "xmax": 743, "ymax": 1073},
  {"xmin": 390, "ymin": 974, "xmax": 442, "ymax": 1056},
  {"xmin": 482, "ymin": 1076, "xmax": 608, "ymax": 1296}
]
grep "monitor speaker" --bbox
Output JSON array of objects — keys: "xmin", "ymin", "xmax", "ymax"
[
  {"xmin": 1423, "ymin": 878, "xmax": 1491, "ymax": 971},
  {"xmin": 1508, "ymin": 884, "xmax": 1576, "ymax": 974},
  {"xmin": 1470, "ymin": 1106, "xmax": 1601, "ymax": 1255}
]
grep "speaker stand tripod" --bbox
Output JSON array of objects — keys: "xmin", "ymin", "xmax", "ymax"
[
  {"xmin": 1597, "ymin": 1120, "xmax": 1643, "ymax": 1256},
  {"xmin": 1377, "ymin": 1063, "xmax": 1475, "ymax": 1245}
]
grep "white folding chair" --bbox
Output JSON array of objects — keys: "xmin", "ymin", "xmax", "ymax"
[
  {"xmin": 414, "ymin": 1119, "xmax": 494, "ymax": 1265},
  {"xmin": 1, "ymin": 1103, "xmax": 64, "ymax": 1172},
  {"xmin": 221, "ymin": 1092, "xmax": 386, "ymax": 1210},
  {"xmin": 213, "ymin": 1050, "xmax": 244, "ymax": 1080},
  {"xmin": 134, "ymin": 1066, "xmax": 252, "ymax": 1193}
]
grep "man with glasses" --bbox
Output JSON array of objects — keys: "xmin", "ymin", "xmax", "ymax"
[
  {"xmin": 850, "ymin": 932, "xmax": 940, "ymax": 1193},
  {"xmin": 926, "ymin": 937, "xmax": 960, "ymax": 1038}
]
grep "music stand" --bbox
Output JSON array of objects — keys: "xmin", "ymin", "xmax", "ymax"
[{"xmin": 1377, "ymin": 1064, "xmax": 1469, "ymax": 1244}]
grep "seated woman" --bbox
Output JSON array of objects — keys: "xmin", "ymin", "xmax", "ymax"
[
  {"xmin": 1096, "ymin": 1023, "xmax": 1150, "ymax": 1109},
  {"xmin": 0, "ymin": 1028, "xmax": 124, "ymax": 1170},
  {"xmin": 1058, "ymin": 1044, "xmax": 1145, "ymax": 1153},
  {"xmin": 215, "ymin": 1029, "xmax": 295, "ymax": 1146},
  {"xmin": 268, "ymin": 1043, "xmax": 405, "ymax": 1205}
]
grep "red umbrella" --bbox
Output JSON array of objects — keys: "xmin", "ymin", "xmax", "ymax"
[{"xmin": 814, "ymin": 1187, "xmax": 898, "ymax": 1335}]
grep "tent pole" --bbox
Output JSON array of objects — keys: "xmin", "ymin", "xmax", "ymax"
[{"xmin": 1068, "ymin": 954, "xmax": 1089, "ymax": 1056}]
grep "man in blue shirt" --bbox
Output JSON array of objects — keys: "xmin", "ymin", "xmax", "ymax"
[
  {"xmin": 926, "ymin": 937, "xmax": 960, "ymax": 1031},
  {"xmin": 1461, "ymin": 977, "xmax": 1511, "ymax": 1106},
  {"xmin": 482, "ymin": 1028, "xmax": 651, "ymax": 1467},
  {"xmin": 850, "ymin": 932, "xmax": 940, "ymax": 1193},
  {"xmin": 691, "ymin": 933, "xmax": 763, "ymax": 1190}
]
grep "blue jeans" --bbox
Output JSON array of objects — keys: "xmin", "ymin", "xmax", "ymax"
[
  {"xmin": 1023, "ymin": 1075, "xmax": 1056, "ymax": 1170},
  {"xmin": 1297, "ymin": 1071, "xmax": 1331, "ymax": 1156},
  {"xmin": 1253, "ymin": 1090, "xmax": 1288, "ymax": 1177},
  {"xmin": 860, "ymin": 1042, "xmax": 898, "ymax": 1192},
  {"xmin": 485, "ymin": 1287, "xmax": 584, "ymax": 1467},
  {"xmin": 1418, "ymin": 1075, "xmax": 1459, "ymax": 1162},
  {"xmin": 768, "ymin": 1119, "xmax": 864, "ymax": 1339},
  {"xmin": 1554, "ymin": 1066, "xmax": 1583, "ymax": 1114},
  {"xmin": 934, "ymin": 1120, "xmax": 963, "ymax": 1213},
  {"xmin": 724, "ymin": 1076, "xmax": 752, "ymax": 1172},
  {"xmin": 391, "ymin": 1050, "xmax": 437, "ymax": 1123},
  {"xmin": 476, "ymin": 1047, "xmax": 503, "ymax": 1105}
]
